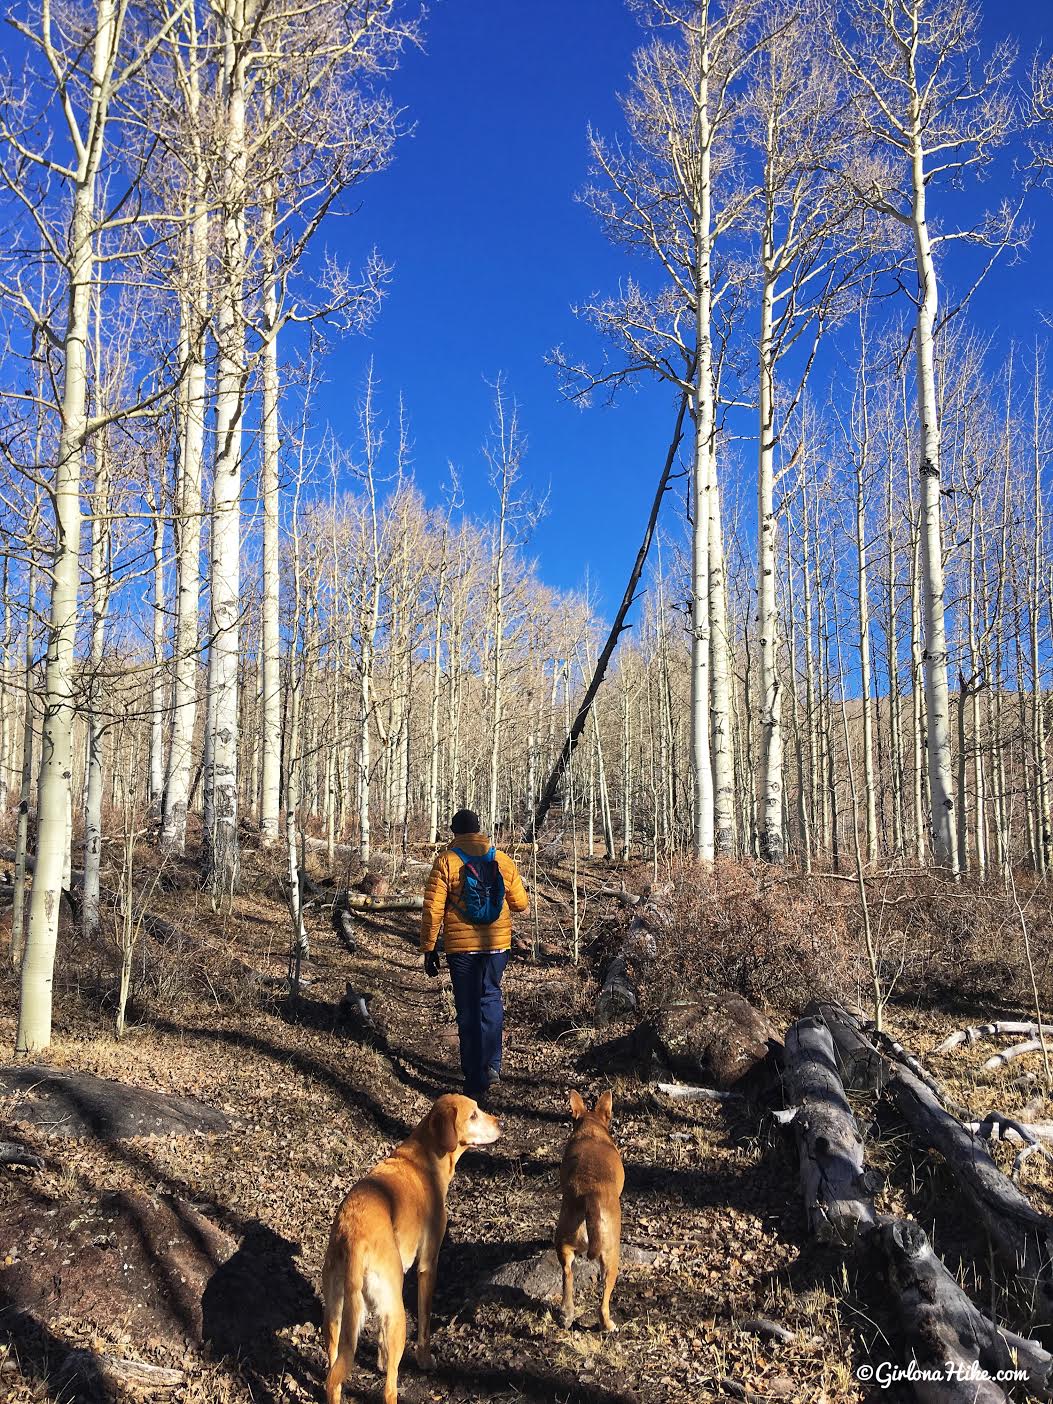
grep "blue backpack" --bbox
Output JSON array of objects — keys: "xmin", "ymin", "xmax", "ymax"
[{"xmin": 451, "ymin": 846, "xmax": 505, "ymax": 925}]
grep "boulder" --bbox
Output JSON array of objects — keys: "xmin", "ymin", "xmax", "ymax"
[
  {"xmin": 482, "ymin": 1245, "xmax": 656, "ymax": 1313},
  {"xmin": 645, "ymin": 993, "xmax": 781, "ymax": 1092},
  {"xmin": 0, "ymin": 1065, "xmax": 230, "ymax": 1140}
]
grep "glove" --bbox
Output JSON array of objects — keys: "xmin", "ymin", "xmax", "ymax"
[{"xmin": 423, "ymin": 949, "xmax": 441, "ymax": 978}]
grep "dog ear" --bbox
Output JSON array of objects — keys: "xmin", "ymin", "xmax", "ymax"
[
  {"xmin": 430, "ymin": 1099, "xmax": 461, "ymax": 1155},
  {"xmin": 595, "ymin": 1090, "xmax": 613, "ymax": 1125},
  {"xmin": 569, "ymin": 1090, "xmax": 587, "ymax": 1120}
]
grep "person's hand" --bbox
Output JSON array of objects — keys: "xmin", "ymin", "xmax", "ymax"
[{"xmin": 423, "ymin": 950, "xmax": 440, "ymax": 978}]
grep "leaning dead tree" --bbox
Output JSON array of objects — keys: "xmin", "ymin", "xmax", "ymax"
[{"xmin": 527, "ymin": 388, "xmax": 691, "ymax": 841}]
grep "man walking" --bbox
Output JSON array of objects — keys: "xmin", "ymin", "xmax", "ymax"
[{"xmin": 420, "ymin": 809, "xmax": 529, "ymax": 1101}]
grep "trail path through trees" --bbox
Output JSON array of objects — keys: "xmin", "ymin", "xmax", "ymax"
[{"xmin": 10, "ymin": 872, "xmax": 1052, "ymax": 1400}]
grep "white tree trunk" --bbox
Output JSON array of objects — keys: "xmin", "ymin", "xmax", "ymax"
[
  {"xmin": 690, "ymin": 59, "xmax": 715, "ymax": 864},
  {"xmin": 427, "ymin": 529, "xmax": 448, "ymax": 844},
  {"xmin": 17, "ymin": 0, "xmax": 117, "ymax": 1055},
  {"xmin": 202, "ymin": 0, "xmax": 248, "ymax": 899},
  {"xmin": 1031, "ymin": 362, "xmax": 1051, "ymax": 874},
  {"xmin": 148, "ymin": 498, "xmax": 166, "ymax": 816},
  {"xmin": 259, "ymin": 175, "xmax": 281, "ymax": 847},
  {"xmin": 10, "ymin": 554, "xmax": 37, "ymax": 969},
  {"xmin": 82, "ymin": 438, "xmax": 112, "ymax": 943},
  {"xmin": 161, "ymin": 32, "xmax": 207, "ymax": 859},
  {"xmin": 756, "ymin": 267, "xmax": 783, "ymax": 863},
  {"xmin": 854, "ymin": 421, "xmax": 877, "ymax": 865},
  {"xmin": 911, "ymin": 127, "xmax": 957, "ymax": 873},
  {"xmin": 0, "ymin": 570, "xmax": 10, "ymax": 817},
  {"xmin": 708, "ymin": 445, "xmax": 736, "ymax": 856}
]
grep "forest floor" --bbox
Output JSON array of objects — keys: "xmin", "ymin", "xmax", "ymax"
[{"xmin": 2, "ymin": 850, "xmax": 1053, "ymax": 1404}]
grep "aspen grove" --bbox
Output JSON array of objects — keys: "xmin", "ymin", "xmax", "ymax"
[
  {"xmin": 0, "ymin": 0, "xmax": 1051, "ymax": 1060},
  {"xmin": 6, "ymin": 4, "xmax": 1053, "ymax": 1400}
]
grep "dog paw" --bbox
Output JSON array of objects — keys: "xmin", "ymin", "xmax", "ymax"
[
  {"xmin": 415, "ymin": 1348, "xmax": 436, "ymax": 1372},
  {"xmin": 558, "ymin": 1309, "xmax": 574, "ymax": 1329},
  {"xmin": 601, "ymin": 1318, "xmax": 618, "ymax": 1333}
]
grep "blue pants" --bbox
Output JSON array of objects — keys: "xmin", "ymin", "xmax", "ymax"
[{"xmin": 446, "ymin": 950, "xmax": 510, "ymax": 1098}]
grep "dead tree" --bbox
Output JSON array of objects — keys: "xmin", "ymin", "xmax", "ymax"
[
  {"xmin": 820, "ymin": 1002, "xmax": 1053, "ymax": 1318},
  {"xmin": 783, "ymin": 1016, "xmax": 875, "ymax": 1244},
  {"xmin": 528, "ymin": 388, "xmax": 691, "ymax": 841}
]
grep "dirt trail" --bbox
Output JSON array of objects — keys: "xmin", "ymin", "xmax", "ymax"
[
  {"xmin": 1, "ymin": 887, "xmax": 868, "ymax": 1404},
  {"xmin": 321, "ymin": 908, "xmax": 864, "ymax": 1404}
]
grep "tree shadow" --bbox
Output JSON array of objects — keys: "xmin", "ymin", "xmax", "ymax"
[
  {"xmin": 0, "ymin": 1303, "xmax": 116, "ymax": 1403},
  {"xmin": 428, "ymin": 1357, "xmax": 641, "ymax": 1403}
]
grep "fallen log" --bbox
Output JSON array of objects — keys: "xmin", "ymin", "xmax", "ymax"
[
  {"xmin": 936, "ymin": 1021, "xmax": 1053, "ymax": 1055},
  {"xmin": 805, "ymin": 1000, "xmax": 887, "ymax": 1091},
  {"xmin": 783, "ymin": 1016, "xmax": 875, "ymax": 1245},
  {"xmin": 870, "ymin": 1216, "xmax": 1053, "ymax": 1402},
  {"xmin": 338, "ymin": 983, "xmax": 375, "ymax": 1035},
  {"xmin": 60, "ymin": 1351, "xmax": 185, "ymax": 1390},
  {"xmin": 595, "ymin": 953, "xmax": 636, "ymax": 1026},
  {"xmin": 786, "ymin": 1007, "xmax": 1053, "ymax": 1402},
  {"xmin": 968, "ymin": 1113, "xmax": 1053, "ymax": 1183},
  {"xmin": 870, "ymin": 1023, "xmax": 949, "ymax": 1101},
  {"xmin": 739, "ymin": 1318, "xmax": 795, "ymax": 1346},
  {"xmin": 821, "ymin": 1003, "xmax": 1053, "ymax": 1317},
  {"xmin": 341, "ymin": 892, "xmax": 423, "ymax": 912},
  {"xmin": 968, "ymin": 1118, "xmax": 1053, "ymax": 1144},
  {"xmin": 985, "ymin": 1039, "xmax": 1043, "ymax": 1071},
  {"xmin": 654, "ymin": 1082, "xmax": 740, "ymax": 1103},
  {"xmin": 331, "ymin": 908, "xmax": 359, "ymax": 955},
  {"xmin": 593, "ymin": 886, "xmax": 641, "ymax": 906}
]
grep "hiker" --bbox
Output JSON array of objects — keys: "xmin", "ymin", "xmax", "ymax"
[{"xmin": 420, "ymin": 809, "xmax": 529, "ymax": 1101}]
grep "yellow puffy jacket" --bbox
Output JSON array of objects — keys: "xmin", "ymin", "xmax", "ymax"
[{"xmin": 420, "ymin": 833, "xmax": 529, "ymax": 955}]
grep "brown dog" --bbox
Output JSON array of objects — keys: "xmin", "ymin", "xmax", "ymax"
[
  {"xmin": 554, "ymin": 1089, "xmax": 624, "ymax": 1331},
  {"xmin": 322, "ymin": 1093, "xmax": 501, "ymax": 1404}
]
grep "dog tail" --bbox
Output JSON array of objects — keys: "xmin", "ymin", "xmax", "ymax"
[
  {"xmin": 584, "ymin": 1197, "xmax": 603, "ymax": 1262},
  {"xmin": 323, "ymin": 1236, "xmax": 366, "ymax": 1371}
]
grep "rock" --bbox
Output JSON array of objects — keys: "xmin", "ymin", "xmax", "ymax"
[
  {"xmin": 1, "ymin": 1184, "xmax": 317, "ymax": 1357},
  {"xmin": 0, "ymin": 1065, "xmax": 231, "ymax": 1140},
  {"xmin": 0, "ymin": 1186, "xmax": 236, "ymax": 1347},
  {"xmin": 482, "ymin": 1245, "xmax": 656, "ymax": 1311},
  {"xmin": 644, "ymin": 994, "xmax": 781, "ymax": 1092}
]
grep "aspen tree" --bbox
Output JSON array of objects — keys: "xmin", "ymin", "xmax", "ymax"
[
  {"xmin": 159, "ymin": 4, "xmax": 208, "ymax": 857},
  {"xmin": 5, "ymin": 0, "xmax": 187, "ymax": 1053},
  {"xmin": 748, "ymin": 0, "xmax": 862, "ymax": 864},
  {"xmin": 201, "ymin": 0, "xmax": 250, "ymax": 903},
  {"xmin": 1029, "ymin": 350, "xmax": 1051, "ymax": 873},
  {"xmin": 833, "ymin": 0, "xmax": 1017, "ymax": 873}
]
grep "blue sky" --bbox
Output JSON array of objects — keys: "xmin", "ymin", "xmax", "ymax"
[{"xmin": 312, "ymin": 0, "xmax": 1053, "ymax": 616}]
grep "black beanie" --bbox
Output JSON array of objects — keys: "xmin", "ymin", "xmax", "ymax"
[{"xmin": 451, "ymin": 808, "xmax": 481, "ymax": 835}]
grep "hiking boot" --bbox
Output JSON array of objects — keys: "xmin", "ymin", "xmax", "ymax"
[{"xmin": 485, "ymin": 1066, "xmax": 501, "ymax": 1088}]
